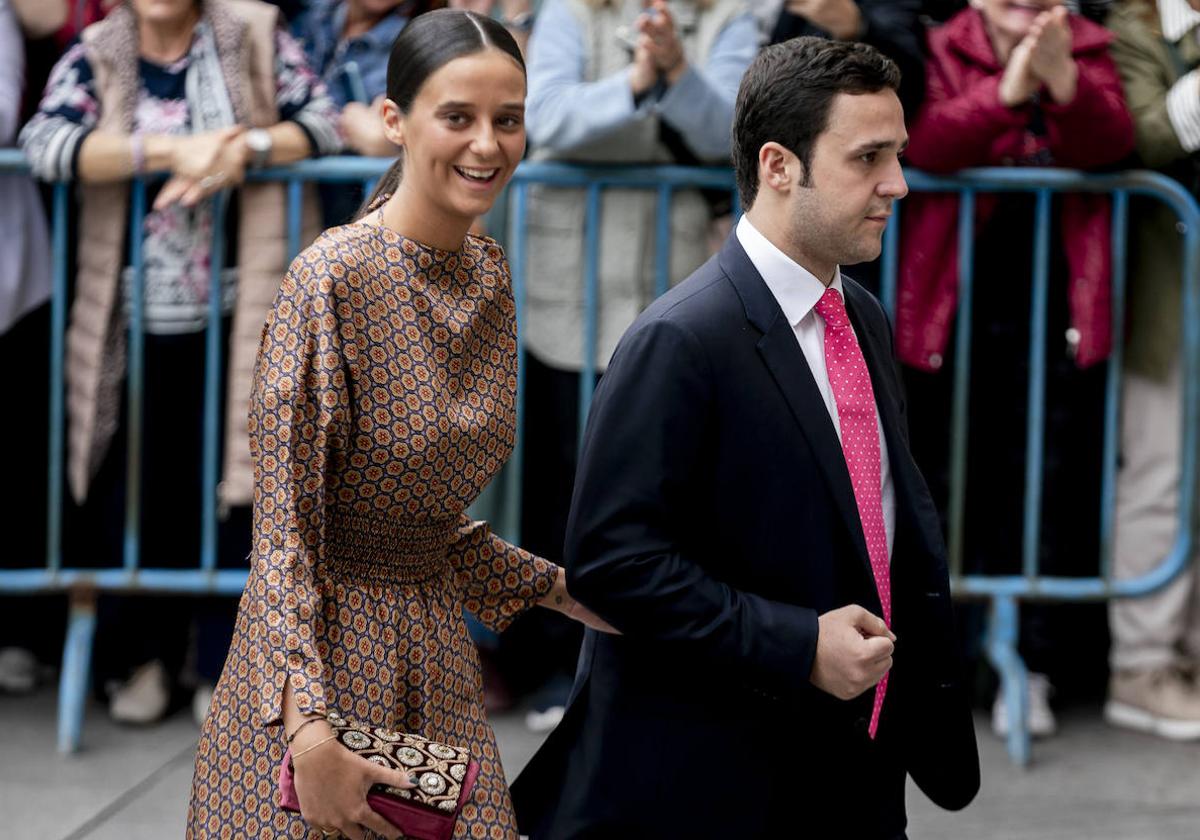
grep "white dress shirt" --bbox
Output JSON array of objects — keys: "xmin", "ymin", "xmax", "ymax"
[{"xmin": 736, "ymin": 215, "xmax": 896, "ymax": 558}]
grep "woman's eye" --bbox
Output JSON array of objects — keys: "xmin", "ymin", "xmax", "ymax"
[
  {"xmin": 497, "ymin": 115, "xmax": 523, "ymax": 129},
  {"xmin": 445, "ymin": 113, "xmax": 469, "ymax": 126}
]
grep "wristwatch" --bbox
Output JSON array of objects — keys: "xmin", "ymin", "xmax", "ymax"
[{"xmin": 245, "ymin": 128, "xmax": 273, "ymax": 169}]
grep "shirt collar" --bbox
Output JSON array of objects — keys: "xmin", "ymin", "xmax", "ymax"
[
  {"xmin": 1160, "ymin": 0, "xmax": 1200, "ymax": 43},
  {"xmin": 735, "ymin": 214, "xmax": 842, "ymax": 328}
]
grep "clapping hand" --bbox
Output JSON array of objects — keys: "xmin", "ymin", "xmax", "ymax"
[
  {"xmin": 999, "ymin": 5, "xmax": 1077, "ymax": 107},
  {"xmin": 631, "ymin": 0, "xmax": 687, "ymax": 89}
]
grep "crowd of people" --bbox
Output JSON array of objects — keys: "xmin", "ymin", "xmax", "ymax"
[{"xmin": 2, "ymin": 0, "xmax": 1200, "ymax": 766}]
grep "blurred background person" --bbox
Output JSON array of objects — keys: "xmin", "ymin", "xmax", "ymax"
[
  {"xmin": 1103, "ymin": 0, "xmax": 1200, "ymax": 739},
  {"xmin": 511, "ymin": 0, "xmax": 757, "ymax": 727},
  {"xmin": 897, "ymin": 0, "xmax": 1133, "ymax": 738},
  {"xmin": 19, "ymin": 0, "xmax": 338, "ymax": 725},
  {"xmin": 766, "ymin": 0, "xmax": 926, "ymax": 114},
  {"xmin": 292, "ymin": 0, "xmax": 430, "ymax": 224},
  {"xmin": 0, "ymin": 0, "xmax": 56, "ymax": 696}
]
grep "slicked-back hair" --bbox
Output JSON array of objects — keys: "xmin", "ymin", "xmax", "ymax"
[
  {"xmin": 732, "ymin": 36, "xmax": 900, "ymax": 209},
  {"xmin": 355, "ymin": 8, "xmax": 526, "ymax": 218}
]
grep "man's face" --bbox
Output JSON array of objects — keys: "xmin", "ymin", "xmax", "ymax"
[{"xmin": 785, "ymin": 90, "xmax": 908, "ymax": 270}]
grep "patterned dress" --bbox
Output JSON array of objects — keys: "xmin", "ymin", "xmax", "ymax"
[{"xmin": 186, "ymin": 219, "xmax": 557, "ymax": 839}]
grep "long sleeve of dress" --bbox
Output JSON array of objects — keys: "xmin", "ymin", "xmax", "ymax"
[
  {"xmin": 248, "ymin": 259, "xmax": 349, "ymax": 725},
  {"xmin": 448, "ymin": 515, "xmax": 557, "ymax": 634}
]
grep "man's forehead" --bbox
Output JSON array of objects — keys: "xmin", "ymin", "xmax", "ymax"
[{"xmin": 823, "ymin": 90, "xmax": 906, "ymax": 145}]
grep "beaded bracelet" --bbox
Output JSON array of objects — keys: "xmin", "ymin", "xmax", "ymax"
[
  {"xmin": 291, "ymin": 733, "xmax": 338, "ymax": 761},
  {"xmin": 286, "ymin": 716, "xmax": 324, "ymax": 745}
]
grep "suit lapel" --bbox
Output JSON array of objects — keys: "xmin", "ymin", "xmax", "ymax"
[{"xmin": 720, "ymin": 236, "xmax": 875, "ymax": 585}]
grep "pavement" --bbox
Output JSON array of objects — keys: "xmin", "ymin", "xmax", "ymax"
[{"xmin": 2, "ymin": 687, "xmax": 1199, "ymax": 840}]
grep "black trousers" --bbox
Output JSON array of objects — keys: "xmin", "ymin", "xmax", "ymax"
[{"xmin": 76, "ymin": 322, "xmax": 249, "ymax": 691}]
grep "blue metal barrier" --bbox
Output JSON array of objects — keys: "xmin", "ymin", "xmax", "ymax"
[{"xmin": 1, "ymin": 149, "xmax": 1198, "ymax": 768}]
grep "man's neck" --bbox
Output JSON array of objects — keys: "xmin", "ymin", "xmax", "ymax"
[{"xmin": 744, "ymin": 205, "xmax": 836, "ymax": 287}]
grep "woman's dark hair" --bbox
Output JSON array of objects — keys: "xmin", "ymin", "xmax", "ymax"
[
  {"xmin": 356, "ymin": 9, "xmax": 526, "ymax": 218},
  {"xmin": 731, "ymin": 37, "xmax": 900, "ymax": 210}
]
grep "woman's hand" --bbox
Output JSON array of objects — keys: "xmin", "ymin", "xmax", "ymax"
[
  {"xmin": 637, "ymin": 0, "xmax": 687, "ymax": 87},
  {"xmin": 155, "ymin": 126, "xmax": 248, "ymax": 209},
  {"xmin": 290, "ymin": 722, "xmax": 416, "ymax": 840},
  {"xmin": 1027, "ymin": 6, "xmax": 1077, "ymax": 104},
  {"xmin": 541, "ymin": 567, "xmax": 620, "ymax": 634},
  {"xmin": 998, "ymin": 37, "xmax": 1038, "ymax": 107},
  {"xmin": 340, "ymin": 98, "xmax": 399, "ymax": 157}
]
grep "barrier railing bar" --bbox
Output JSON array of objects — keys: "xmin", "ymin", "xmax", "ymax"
[
  {"xmin": 654, "ymin": 184, "xmax": 671, "ymax": 299},
  {"xmin": 287, "ymin": 178, "xmax": 303, "ymax": 262},
  {"xmin": 124, "ymin": 180, "xmax": 147, "ymax": 575},
  {"xmin": 579, "ymin": 183, "xmax": 601, "ymax": 449},
  {"xmin": 880, "ymin": 198, "xmax": 900, "ymax": 317},
  {"xmin": 947, "ymin": 189, "xmax": 975, "ymax": 580},
  {"xmin": 506, "ymin": 182, "xmax": 530, "ymax": 544},
  {"xmin": 46, "ymin": 182, "xmax": 69, "ymax": 575},
  {"xmin": 1022, "ymin": 190, "xmax": 1051, "ymax": 581},
  {"xmin": 1099, "ymin": 190, "xmax": 1129, "ymax": 584},
  {"xmin": 200, "ymin": 192, "xmax": 227, "ymax": 574}
]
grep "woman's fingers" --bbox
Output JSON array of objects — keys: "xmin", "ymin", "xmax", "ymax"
[{"xmin": 353, "ymin": 803, "xmax": 403, "ymax": 839}]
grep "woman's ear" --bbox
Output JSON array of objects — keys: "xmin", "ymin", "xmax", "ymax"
[{"xmin": 380, "ymin": 98, "xmax": 405, "ymax": 148}]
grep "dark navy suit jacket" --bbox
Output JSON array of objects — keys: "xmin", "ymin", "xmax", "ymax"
[{"xmin": 512, "ymin": 233, "xmax": 979, "ymax": 839}]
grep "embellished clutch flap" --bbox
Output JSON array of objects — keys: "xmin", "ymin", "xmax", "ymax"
[{"xmin": 278, "ymin": 713, "xmax": 480, "ymax": 840}]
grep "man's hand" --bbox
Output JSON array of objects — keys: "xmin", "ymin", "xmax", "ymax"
[
  {"xmin": 785, "ymin": 0, "xmax": 863, "ymax": 41},
  {"xmin": 809, "ymin": 604, "xmax": 895, "ymax": 701}
]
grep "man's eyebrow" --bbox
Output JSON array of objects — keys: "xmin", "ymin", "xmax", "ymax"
[{"xmin": 849, "ymin": 138, "xmax": 907, "ymax": 155}]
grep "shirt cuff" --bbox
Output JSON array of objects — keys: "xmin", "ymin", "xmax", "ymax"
[{"xmin": 1166, "ymin": 69, "xmax": 1200, "ymax": 153}]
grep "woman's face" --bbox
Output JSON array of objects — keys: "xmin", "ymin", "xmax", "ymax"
[
  {"xmin": 130, "ymin": 0, "xmax": 198, "ymax": 27},
  {"xmin": 974, "ymin": 0, "xmax": 1062, "ymax": 44},
  {"xmin": 388, "ymin": 49, "xmax": 526, "ymax": 225}
]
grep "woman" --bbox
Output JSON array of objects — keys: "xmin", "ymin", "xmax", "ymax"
[
  {"xmin": 186, "ymin": 10, "xmax": 611, "ymax": 839},
  {"xmin": 19, "ymin": 0, "xmax": 340, "ymax": 723},
  {"xmin": 897, "ymin": 0, "xmax": 1134, "ymax": 738},
  {"xmin": 1104, "ymin": 0, "xmax": 1200, "ymax": 738}
]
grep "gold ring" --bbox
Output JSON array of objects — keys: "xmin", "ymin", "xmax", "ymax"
[
  {"xmin": 319, "ymin": 830, "xmax": 338, "ymax": 838},
  {"xmin": 198, "ymin": 171, "xmax": 227, "ymax": 191}
]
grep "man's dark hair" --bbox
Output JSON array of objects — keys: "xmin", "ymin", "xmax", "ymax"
[{"xmin": 732, "ymin": 37, "xmax": 900, "ymax": 209}]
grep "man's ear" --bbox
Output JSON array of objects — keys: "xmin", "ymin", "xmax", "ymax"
[
  {"xmin": 758, "ymin": 141, "xmax": 799, "ymax": 196},
  {"xmin": 380, "ymin": 98, "xmax": 405, "ymax": 148}
]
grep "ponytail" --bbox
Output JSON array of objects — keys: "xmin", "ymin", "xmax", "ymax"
[{"xmin": 355, "ymin": 154, "xmax": 404, "ymax": 221}]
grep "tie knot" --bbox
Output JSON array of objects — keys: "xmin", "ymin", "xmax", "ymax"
[{"xmin": 815, "ymin": 287, "xmax": 848, "ymax": 329}]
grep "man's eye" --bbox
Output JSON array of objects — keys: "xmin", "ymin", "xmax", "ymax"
[
  {"xmin": 497, "ymin": 115, "xmax": 523, "ymax": 129},
  {"xmin": 860, "ymin": 152, "xmax": 877, "ymax": 165}
]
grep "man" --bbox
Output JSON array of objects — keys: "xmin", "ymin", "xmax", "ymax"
[{"xmin": 512, "ymin": 37, "xmax": 979, "ymax": 838}]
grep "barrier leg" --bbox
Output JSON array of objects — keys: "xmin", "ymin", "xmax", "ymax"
[
  {"xmin": 57, "ymin": 587, "xmax": 97, "ymax": 754},
  {"xmin": 985, "ymin": 595, "xmax": 1031, "ymax": 767}
]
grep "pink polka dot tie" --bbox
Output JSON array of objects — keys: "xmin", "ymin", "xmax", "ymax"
[{"xmin": 814, "ymin": 287, "xmax": 891, "ymax": 740}]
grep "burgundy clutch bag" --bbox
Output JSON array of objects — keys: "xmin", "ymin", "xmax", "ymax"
[{"xmin": 278, "ymin": 713, "xmax": 480, "ymax": 840}]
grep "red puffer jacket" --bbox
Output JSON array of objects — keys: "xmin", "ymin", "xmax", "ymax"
[{"xmin": 897, "ymin": 7, "xmax": 1134, "ymax": 372}]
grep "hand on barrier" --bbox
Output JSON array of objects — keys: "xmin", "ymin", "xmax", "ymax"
[
  {"xmin": 154, "ymin": 126, "xmax": 248, "ymax": 210},
  {"xmin": 809, "ymin": 604, "xmax": 895, "ymax": 701}
]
